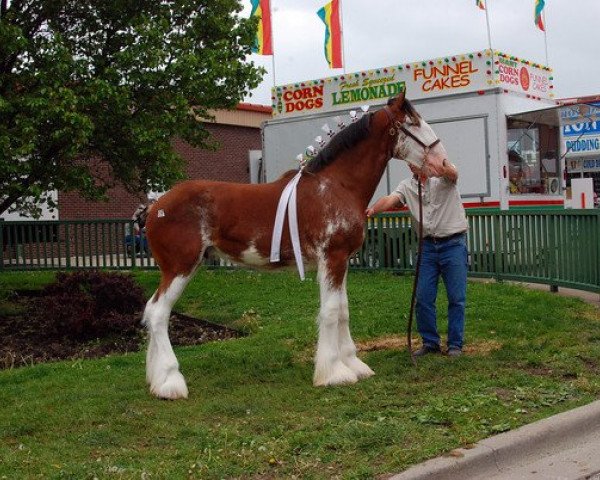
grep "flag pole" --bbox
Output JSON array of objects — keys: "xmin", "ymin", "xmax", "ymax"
[
  {"xmin": 339, "ymin": 0, "xmax": 346, "ymax": 74},
  {"xmin": 269, "ymin": 0, "xmax": 277, "ymax": 87},
  {"xmin": 484, "ymin": 0, "xmax": 493, "ymax": 53},
  {"xmin": 542, "ymin": 7, "xmax": 549, "ymax": 66}
]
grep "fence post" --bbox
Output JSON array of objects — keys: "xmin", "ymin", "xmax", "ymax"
[
  {"xmin": 548, "ymin": 213, "xmax": 557, "ymax": 289},
  {"xmin": 596, "ymin": 212, "xmax": 600, "ymax": 293},
  {"xmin": 64, "ymin": 223, "xmax": 71, "ymax": 269},
  {"xmin": 0, "ymin": 220, "xmax": 3, "ymax": 272},
  {"xmin": 129, "ymin": 220, "xmax": 137, "ymax": 269},
  {"xmin": 493, "ymin": 213, "xmax": 502, "ymax": 282}
]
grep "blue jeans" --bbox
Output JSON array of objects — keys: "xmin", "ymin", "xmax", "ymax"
[{"xmin": 416, "ymin": 233, "xmax": 468, "ymax": 350}]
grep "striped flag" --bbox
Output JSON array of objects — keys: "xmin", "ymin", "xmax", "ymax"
[
  {"xmin": 476, "ymin": 0, "xmax": 485, "ymax": 10},
  {"xmin": 534, "ymin": 0, "xmax": 546, "ymax": 31},
  {"xmin": 317, "ymin": 0, "xmax": 343, "ymax": 69},
  {"xmin": 250, "ymin": 0, "xmax": 273, "ymax": 55}
]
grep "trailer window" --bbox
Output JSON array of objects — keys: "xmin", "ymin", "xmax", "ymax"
[{"xmin": 507, "ymin": 120, "xmax": 560, "ymax": 195}]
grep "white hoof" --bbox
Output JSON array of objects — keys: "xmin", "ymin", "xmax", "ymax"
[
  {"xmin": 150, "ymin": 370, "xmax": 189, "ymax": 400},
  {"xmin": 343, "ymin": 356, "xmax": 375, "ymax": 380},
  {"xmin": 313, "ymin": 360, "xmax": 358, "ymax": 387}
]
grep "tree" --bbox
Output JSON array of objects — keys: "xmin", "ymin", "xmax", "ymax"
[{"xmin": 0, "ymin": 0, "xmax": 264, "ymax": 216}]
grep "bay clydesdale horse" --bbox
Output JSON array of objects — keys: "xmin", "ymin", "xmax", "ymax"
[{"xmin": 143, "ymin": 93, "xmax": 448, "ymax": 399}]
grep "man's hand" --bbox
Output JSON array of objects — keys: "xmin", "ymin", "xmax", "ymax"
[{"xmin": 365, "ymin": 194, "xmax": 401, "ymax": 217}]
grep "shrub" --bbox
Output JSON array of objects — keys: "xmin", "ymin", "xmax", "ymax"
[{"xmin": 36, "ymin": 271, "xmax": 146, "ymax": 340}]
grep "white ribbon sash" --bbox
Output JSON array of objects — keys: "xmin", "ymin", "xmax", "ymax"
[{"xmin": 270, "ymin": 171, "xmax": 305, "ymax": 280}]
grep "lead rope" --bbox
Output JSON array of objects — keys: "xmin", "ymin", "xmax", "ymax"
[{"xmin": 407, "ymin": 179, "xmax": 423, "ymax": 367}]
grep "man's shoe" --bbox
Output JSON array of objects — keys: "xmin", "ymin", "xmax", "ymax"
[
  {"xmin": 447, "ymin": 347, "xmax": 462, "ymax": 357},
  {"xmin": 413, "ymin": 345, "xmax": 441, "ymax": 357}
]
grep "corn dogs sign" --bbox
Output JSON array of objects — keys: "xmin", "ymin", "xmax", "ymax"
[{"xmin": 271, "ymin": 50, "xmax": 554, "ymax": 118}]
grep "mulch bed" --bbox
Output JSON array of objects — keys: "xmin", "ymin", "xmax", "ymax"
[{"xmin": 0, "ymin": 290, "xmax": 241, "ymax": 370}]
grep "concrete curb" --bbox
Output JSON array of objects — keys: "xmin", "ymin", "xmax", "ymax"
[{"xmin": 390, "ymin": 399, "xmax": 600, "ymax": 480}]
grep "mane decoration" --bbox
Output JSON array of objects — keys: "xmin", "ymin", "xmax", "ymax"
[{"xmin": 303, "ymin": 113, "xmax": 372, "ymax": 174}]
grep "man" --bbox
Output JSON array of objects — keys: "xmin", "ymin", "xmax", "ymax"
[{"xmin": 365, "ymin": 161, "xmax": 468, "ymax": 357}]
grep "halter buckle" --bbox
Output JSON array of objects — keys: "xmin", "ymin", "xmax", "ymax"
[{"xmin": 389, "ymin": 121, "xmax": 403, "ymax": 137}]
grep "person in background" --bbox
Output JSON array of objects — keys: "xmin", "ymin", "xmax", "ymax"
[
  {"xmin": 132, "ymin": 203, "xmax": 148, "ymax": 235},
  {"xmin": 128, "ymin": 196, "xmax": 158, "ymax": 255},
  {"xmin": 365, "ymin": 160, "xmax": 468, "ymax": 357}
]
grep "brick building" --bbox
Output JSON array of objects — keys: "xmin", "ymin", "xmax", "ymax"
[{"xmin": 58, "ymin": 103, "xmax": 271, "ymax": 221}]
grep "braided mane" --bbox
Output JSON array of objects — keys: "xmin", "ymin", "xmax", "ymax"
[{"xmin": 304, "ymin": 113, "xmax": 372, "ymax": 174}]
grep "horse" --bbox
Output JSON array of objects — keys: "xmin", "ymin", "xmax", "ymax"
[{"xmin": 143, "ymin": 93, "xmax": 448, "ymax": 399}]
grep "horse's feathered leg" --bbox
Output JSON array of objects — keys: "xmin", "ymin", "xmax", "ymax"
[
  {"xmin": 143, "ymin": 188, "xmax": 209, "ymax": 399},
  {"xmin": 338, "ymin": 270, "xmax": 375, "ymax": 379},
  {"xmin": 313, "ymin": 253, "xmax": 358, "ymax": 387},
  {"xmin": 143, "ymin": 268, "xmax": 198, "ymax": 400}
]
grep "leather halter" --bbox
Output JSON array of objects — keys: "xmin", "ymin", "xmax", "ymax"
[{"xmin": 383, "ymin": 106, "xmax": 441, "ymax": 153}]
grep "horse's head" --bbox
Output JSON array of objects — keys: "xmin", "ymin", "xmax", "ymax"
[{"xmin": 384, "ymin": 94, "xmax": 448, "ymax": 177}]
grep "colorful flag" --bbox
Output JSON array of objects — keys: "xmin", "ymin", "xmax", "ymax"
[
  {"xmin": 534, "ymin": 0, "xmax": 546, "ymax": 31},
  {"xmin": 476, "ymin": 0, "xmax": 485, "ymax": 10},
  {"xmin": 250, "ymin": 0, "xmax": 273, "ymax": 55},
  {"xmin": 317, "ymin": 0, "xmax": 343, "ymax": 69}
]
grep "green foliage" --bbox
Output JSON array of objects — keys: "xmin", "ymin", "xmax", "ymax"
[
  {"xmin": 0, "ymin": 0, "xmax": 264, "ymax": 216},
  {"xmin": 1, "ymin": 270, "xmax": 600, "ymax": 478}
]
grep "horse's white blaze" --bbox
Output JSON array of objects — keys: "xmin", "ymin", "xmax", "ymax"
[
  {"xmin": 313, "ymin": 261, "xmax": 359, "ymax": 387},
  {"xmin": 241, "ymin": 243, "xmax": 270, "ymax": 266},
  {"xmin": 144, "ymin": 275, "xmax": 191, "ymax": 399},
  {"xmin": 394, "ymin": 118, "xmax": 447, "ymax": 175}
]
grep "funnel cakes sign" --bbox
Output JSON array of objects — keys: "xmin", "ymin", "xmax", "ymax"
[{"xmin": 271, "ymin": 50, "xmax": 554, "ymax": 118}]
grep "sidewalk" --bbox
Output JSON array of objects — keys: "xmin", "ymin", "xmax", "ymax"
[
  {"xmin": 470, "ymin": 279, "xmax": 600, "ymax": 308},
  {"xmin": 513, "ymin": 282, "xmax": 600, "ymax": 309},
  {"xmin": 390, "ymin": 283, "xmax": 600, "ymax": 480},
  {"xmin": 390, "ymin": 399, "xmax": 600, "ymax": 480}
]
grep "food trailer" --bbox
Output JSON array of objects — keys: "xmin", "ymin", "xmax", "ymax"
[{"xmin": 261, "ymin": 49, "xmax": 573, "ymax": 210}]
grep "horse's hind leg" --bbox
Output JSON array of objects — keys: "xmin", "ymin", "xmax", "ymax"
[
  {"xmin": 313, "ymin": 255, "xmax": 358, "ymax": 387},
  {"xmin": 338, "ymin": 270, "xmax": 375, "ymax": 380},
  {"xmin": 144, "ymin": 270, "xmax": 195, "ymax": 399}
]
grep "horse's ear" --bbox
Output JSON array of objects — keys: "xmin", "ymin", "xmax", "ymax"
[{"xmin": 388, "ymin": 92, "xmax": 406, "ymax": 112}]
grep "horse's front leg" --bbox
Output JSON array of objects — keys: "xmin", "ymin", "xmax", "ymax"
[
  {"xmin": 313, "ymin": 256, "xmax": 358, "ymax": 387},
  {"xmin": 338, "ymin": 269, "xmax": 375, "ymax": 380}
]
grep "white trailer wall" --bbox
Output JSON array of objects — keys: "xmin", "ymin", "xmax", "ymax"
[
  {"xmin": 263, "ymin": 91, "xmax": 503, "ymax": 205},
  {"xmin": 263, "ymin": 89, "xmax": 555, "ymax": 209}
]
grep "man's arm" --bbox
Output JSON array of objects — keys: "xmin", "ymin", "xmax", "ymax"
[{"xmin": 365, "ymin": 194, "xmax": 403, "ymax": 217}]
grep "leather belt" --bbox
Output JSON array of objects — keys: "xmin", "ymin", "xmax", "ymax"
[{"xmin": 423, "ymin": 231, "xmax": 466, "ymax": 243}]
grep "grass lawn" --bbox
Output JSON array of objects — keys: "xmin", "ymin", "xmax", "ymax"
[{"xmin": 1, "ymin": 269, "xmax": 599, "ymax": 479}]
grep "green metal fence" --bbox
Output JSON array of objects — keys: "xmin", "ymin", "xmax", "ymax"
[
  {"xmin": 0, "ymin": 219, "xmax": 154, "ymax": 271},
  {"xmin": 1, "ymin": 209, "xmax": 599, "ymax": 292},
  {"xmin": 353, "ymin": 209, "xmax": 600, "ymax": 293}
]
